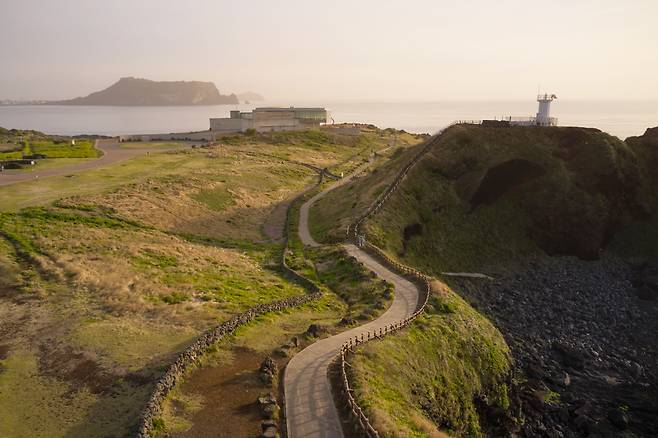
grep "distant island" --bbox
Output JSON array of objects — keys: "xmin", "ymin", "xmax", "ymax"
[
  {"xmin": 51, "ymin": 77, "xmax": 240, "ymax": 106},
  {"xmin": 237, "ymin": 91, "xmax": 265, "ymax": 103}
]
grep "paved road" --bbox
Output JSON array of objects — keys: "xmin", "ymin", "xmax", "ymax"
[
  {"xmin": 285, "ymin": 171, "xmax": 421, "ymax": 438},
  {"xmin": 0, "ymin": 139, "xmax": 185, "ymax": 187},
  {"xmin": 298, "ymin": 161, "xmax": 373, "ymax": 248}
]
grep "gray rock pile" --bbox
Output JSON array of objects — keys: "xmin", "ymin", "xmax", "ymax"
[
  {"xmin": 305, "ymin": 323, "xmax": 327, "ymax": 338},
  {"xmin": 257, "ymin": 392, "xmax": 280, "ymax": 419},
  {"xmin": 260, "ymin": 419, "xmax": 278, "ymax": 437},
  {"xmin": 258, "ymin": 356, "xmax": 278, "ymax": 386},
  {"xmin": 452, "ymin": 256, "xmax": 658, "ymax": 437}
]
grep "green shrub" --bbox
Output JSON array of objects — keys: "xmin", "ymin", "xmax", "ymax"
[{"xmin": 161, "ymin": 292, "xmax": 188, "ymax": 305}]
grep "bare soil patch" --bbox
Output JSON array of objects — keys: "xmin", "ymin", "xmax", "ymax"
[
  {"xmin": 38, "ymin": 343, "xmax": 123, "ymax": 395},
  {"xmin": 172, "ymin": 347, "xmax": 270, "ymax": 438}
]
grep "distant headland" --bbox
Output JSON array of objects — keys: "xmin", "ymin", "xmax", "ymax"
[{"xmin": 49, "ymin": 77, "xmax": 241, "ymax": 106}]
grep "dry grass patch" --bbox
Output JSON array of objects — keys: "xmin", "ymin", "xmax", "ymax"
[
  {"xmin": 72, "ymin": 317, "xmax": 198, "ymax": 372},
  {"xmin": 23, "ymin": 223, "xmax": 303, "ymax": 323},
  {"xmin": 60, "ymin": 150, "xmax": 316, "ymax": 241}
]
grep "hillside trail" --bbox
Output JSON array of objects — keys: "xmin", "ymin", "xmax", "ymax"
[
  {"xmin": 0, "ymin": 139, "xmax": 188, "ymax": 187},
  {"xmin": 285, "ymin": 166, "xmax": 422, "ymax": 438}
]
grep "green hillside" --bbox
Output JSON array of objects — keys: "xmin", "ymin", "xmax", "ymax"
[{"xmin": 310, "ymin": 124, "xmax": 658, "ymax": 437}]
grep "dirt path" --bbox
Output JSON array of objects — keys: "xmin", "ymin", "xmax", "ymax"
[
  {"xmin": 0, "ymin": 139, "xmax": 187, "ymax": 187},
  {"xmin": 285, "ymin": 171, "xmax": 421, "ymax": 438}
]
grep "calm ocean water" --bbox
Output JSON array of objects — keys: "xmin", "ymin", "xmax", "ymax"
[{"xmin": 0, "ymin": 100, "xmax": 656, "ymax": 140}]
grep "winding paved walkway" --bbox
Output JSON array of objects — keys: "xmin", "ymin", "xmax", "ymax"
[
  {"xmin": 0, "ymin": 139, "xmax": 187, "ymax": 187},
  {"xmin": 285, "ymin": 171, "xmax": 421, "ymax": 438}
]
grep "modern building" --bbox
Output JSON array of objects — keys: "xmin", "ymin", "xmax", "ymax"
[{"xmin": 209, "ymin": 107, "xmax": 328, "ymax": 134}]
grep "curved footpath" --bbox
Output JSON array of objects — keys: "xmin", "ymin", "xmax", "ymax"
[
  {"xmin": 0, "ymin": 139, "xmax": 187, "ymax": 187},
  {"xmin": 285, "ymin": 174, "xmax": 422, "ymax": 437}
]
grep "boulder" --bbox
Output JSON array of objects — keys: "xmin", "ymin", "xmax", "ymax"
[
  {"xmin": 259, "ymin": 356, "xmax": 277, "ymax": 374},
  {"xmin": 259, "ymin": 356, "xmax": 278, "ymax": 386},
  {"xmin": 261, "ymin": 419, "xmax": 278, "ymax": 431},
  {"xmin": 339, "ymin": 316, "xmax": 355, "ymax": 326},
  {"xmin": 257, "ymin": 393, "xmax": 279, "ymax": 419},
  {"xmin": 305, "ymin": 324, "xmax": 326, "ymax": 337},
  {"xmin": 261, "ymin": 427, "xmax": 277, "ymax": 438}
]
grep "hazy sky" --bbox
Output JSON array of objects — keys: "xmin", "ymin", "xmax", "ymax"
[{"xmin": 1, "ymin": 0, "xmax": 657, "ymax": 101}]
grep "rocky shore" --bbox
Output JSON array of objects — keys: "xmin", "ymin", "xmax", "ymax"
[{"xmin": 449, "ymin": 256, "xmax": 658, "ymax": 437}]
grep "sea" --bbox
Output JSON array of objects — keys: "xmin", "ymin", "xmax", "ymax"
[{"xmin": 0, "ymin": 100, "xmax": 656, "ymax": 140}]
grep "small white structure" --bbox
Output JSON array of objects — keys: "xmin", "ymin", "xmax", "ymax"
[
  {"xmin": 499, "ymin": 94, "xmax": 558, "ymax": 127},
  {"xmin": 536, "ymin": 93, "xmax": 557, "ymax": 126}
]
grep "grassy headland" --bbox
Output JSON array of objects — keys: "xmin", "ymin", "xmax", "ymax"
[
  {"xmin": 309, "ymin": 124, "xmax": 658, "ymax": 436},
  {"xmin": 0, "ymin": 127, "xmax": 418, "ymax": 437}
]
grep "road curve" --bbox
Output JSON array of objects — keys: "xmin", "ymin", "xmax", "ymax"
[
  {"xmin": 297, "ymin": 171, "xmax": 361, "ymax": 248},
  {"xmin": 0, "ymin": 139, "xmax": 186, "ymax": 187},
  {"xmin": 285, "ymin": 170, "xmax": 421, "ymax": 438}
]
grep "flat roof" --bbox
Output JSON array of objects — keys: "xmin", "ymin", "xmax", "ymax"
[{"xmin": 254, "ymin": 107, "xmax": 326, "ymax": 112}]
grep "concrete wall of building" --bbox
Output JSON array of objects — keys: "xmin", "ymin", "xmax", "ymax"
[
  {"xmin": 208, "ymin": 107, "xmax": 326, "ymax": 134},
  {"xmin": 210, "ymin": 118, "xmax": 245, "ymax": 133},
  {"xmin": 253, "ymin": 110, "xmax": 300, "ymax": 132}
]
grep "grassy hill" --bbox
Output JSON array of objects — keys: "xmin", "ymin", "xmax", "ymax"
[
  {"xmin": 0, "ymin": 128, "xmax": 420, "ymax": 437},
  {"xmin": 610, "ymin": 127, "xmax": 658, "ymax": 263},
  {"xmin": 310, "ymin": 124, "xmax": 658, "ymax": 437},
  {"xmin": 314, "ymin": 124, "xmax": 648, "ymax": 272}
]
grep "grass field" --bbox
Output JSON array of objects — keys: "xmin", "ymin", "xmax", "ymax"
[
  {"xmin": 29, "ymin": 139, "xmax": 100, "ymax": 158},
  {"xmin": 0, "ymin": 136, "xmax": 100, "ymax": 160},
  {"xmin": 0, "ymin": 128, "xmax": 413, "ymax": 437}
]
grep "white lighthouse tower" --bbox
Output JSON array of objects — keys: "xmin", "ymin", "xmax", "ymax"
[{"xmin": 536, "ymin": 93, "xmax": 557, "ymax": 126}]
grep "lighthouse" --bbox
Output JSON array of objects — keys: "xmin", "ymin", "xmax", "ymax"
[{"xmin": 536, "ymin": 93, "xmax": 557, "ymax": 126}]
